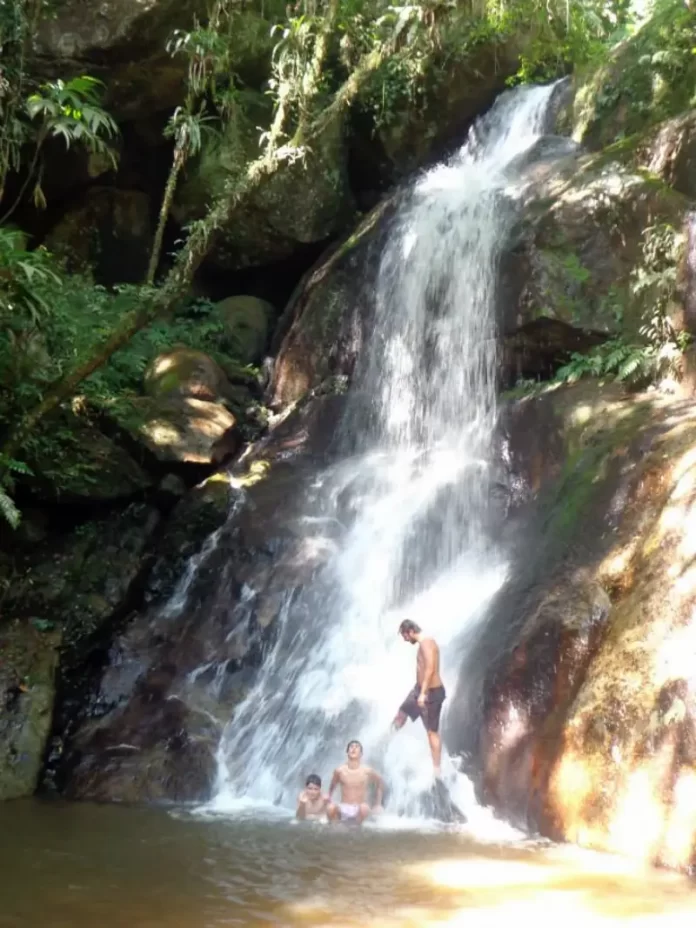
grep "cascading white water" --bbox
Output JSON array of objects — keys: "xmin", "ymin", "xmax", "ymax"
[{"xmin": 210, "ymin": 83, "xmax": 561, "ymax": 824}]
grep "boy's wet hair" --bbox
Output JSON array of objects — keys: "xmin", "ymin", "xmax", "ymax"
[
  {"xmin": 346, "ymin": 740, "xmax": 363, "ymax": 753},
  {"xmin": 399, "ymin": 619, "xmax": 421, "ymax": 635},
  {"xmin": 306, "ymin": 774, "xmax": 321, "ymax": 787}
]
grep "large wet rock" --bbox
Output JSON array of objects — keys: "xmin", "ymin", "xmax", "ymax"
[
  {"xmin": 505, "ymin": 153, "xmax": 691, "ymax": 345},
  {"xmin": 269, "ymin": 199, "xmax": 393, "ymax": 407},
  {"xmin": 0, "ymin": 621, "xmax": 61, "ymax": 800},
  {"xmin": 456, "ymin": 380, "xmax": 696, "ymax": 870},
  {"xmin": 52, "ymin": 395, "xmax": 347, "ymax": 801}
]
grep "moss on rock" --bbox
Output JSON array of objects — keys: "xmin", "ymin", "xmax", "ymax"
[{"xmin": 571, "ymin": 1, "xmax": 696, "ymax": 150}]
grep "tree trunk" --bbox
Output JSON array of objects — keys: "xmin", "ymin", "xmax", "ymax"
[{"xmin": 146, "ymin": 142, "xmax": 187, "ymax": 285}]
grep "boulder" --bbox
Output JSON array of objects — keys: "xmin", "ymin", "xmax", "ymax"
[
  {"xmin": 44, "ymin": 187, "xmax": 152, "ymax": 284},
  {"xmin": 33, "ymin": 0, "xmax": 208, "ymax": 120},
  {"xmin": 0, "ymin": 621, "xmax": 61, "ymax": 800},
  {"xmin": 214, "ymin": 295, "xmax": 274, "ymax": 365},
  {"xmin": 269, "ymin": 198, "xmax": 393, "ymax": 407},
  {"xmin": 174, "ymin": 118, "xmax": 356, "ymax": 270},
  {"xmin": 144, "ymin": 348, "xmax": 232, "ymax": 402},
  {"xmin": 22, "ymin": 408, "xmax": 153, "ymax": 504},
  {"xmin": 120, "ymin": 396, "xmax": 241, "ymax": 467},
  {"xmin": 501, "ymin": 149, "xmax": 692, "ymax": 370}
]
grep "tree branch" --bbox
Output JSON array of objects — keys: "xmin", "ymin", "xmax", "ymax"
[{"xmin": 0, "ymin": 38, "xmax": 386, "ymax": 461}]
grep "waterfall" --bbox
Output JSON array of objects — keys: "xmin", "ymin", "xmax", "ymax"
[{"xmin": 210, "ymin": 83, "xmax": 561, "ymax": 823}]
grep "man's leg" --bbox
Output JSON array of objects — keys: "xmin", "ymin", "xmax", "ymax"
[
  {"xmin": 426, "ymin": 729, "xmax": 442, "ymax": 777},
  {"xmin": 392, "ymin": 710, "xmax": 408, "ymax": 730},
  {"xmin": 327, "ymin": 803, "xmax": 341, "ymax": 822},
  {"xmin": 357, "ymin": 803, "xmax": 371, "ymax": 823},
  {"xmin": 423, "ymin": 688, "xmax": 445, "ymax": 777}
]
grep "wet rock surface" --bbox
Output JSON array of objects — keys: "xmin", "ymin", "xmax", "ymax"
[
  {"xmin": 453, "ymin": 381, "xmax": 696, "ymax": 870},
  {"xmin": 49, "ymin": 395, "xmax": 347, "ymax": 801}
]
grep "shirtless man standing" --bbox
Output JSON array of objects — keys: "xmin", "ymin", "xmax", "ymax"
[
  {"xmin": 392, "ymin": 620, "xmax": 446, "ymax": 776},
  {"xmin": 327, "ymin": 740, "xmax": 385, "ymax": 824}
]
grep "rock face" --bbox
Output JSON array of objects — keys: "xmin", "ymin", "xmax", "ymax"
[
  {"xmin": 175, "ymin": 120, "xmax": 356, "ymax": 271},
  {"xmin": 0, "ymin": 621, "xmax": 61, "ymax": 800},
  {"xmin": 34, "ymin": 0, "xmax": 209, "ymax": 119},
  {"xmin": 269, "ymin": 198, "xmax": 393, "ymax": 407},
  {"xmin": 51, "ymin": 395, "xmax": 346, "ymax": 801},
  {"xmin": 501, "ymin": 147, "xmax": 692, "ymax": 382},
  {"xmin": 458, "ymin": 381, "xmax": 696, "ymax": 871},
  {"xmin": 45, "ymin": 187, "xmax": 152, "ymax": 284}
]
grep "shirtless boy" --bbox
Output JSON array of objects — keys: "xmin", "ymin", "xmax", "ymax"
[
  {"xmin": 393, "ymin": 620, "xmax": 446, "ymax": 776},
  {"xmin": 327, "ymin": 741, "xmax": 385, "ymax": 824},
  {"xmin": 296, "ymin": 773, "xmax": 330, "ymax": 821}
]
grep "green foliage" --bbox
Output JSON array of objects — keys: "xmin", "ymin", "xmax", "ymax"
[
  {"xmin": 3, "ymin": 6, "xmax": 115, "ymax": 217},
  {"xmin": 555, "ymin": 222, "xmax": 691, "ymax": 388},
  {"xmin": 25, "ymin": 76, "xmax": 118, "ymax": 161},
  {"xmin": 0, "ymin": 453, "xmax": 32, "ymax": 528},
  {"xmin": 574, "ymin": 0, "xmax": 696, "ymax": 145},
  {"xmin": 0, "ymin": 0, "xmax": 119, "ymax": 218}
]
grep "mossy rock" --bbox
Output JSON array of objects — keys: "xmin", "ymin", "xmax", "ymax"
[
  {"xmin": 571, "ymin": 1, "xmax": 696, "ymax": 150},
  {"xmin": 143, "ymin": 347, "xmax": 232, "ymax": 402},
  {"xmin": 3, "ymin": 503, "xmax": 161, "ymax": 663},
  {"xmin": 214, "ymin": 295, "xmax": 274, "ymax": 365},
  {"xmin": 506, "ymin": 151, "xmax": 692, "ymax": 342},
  {"xmin": 174, "ymin": 114, "xmax": 355, "ymax": 270},
  {"xmin": 117, "ymin": 396, "xmax": 240, "ymax": 466},
  {"xmin": 22, "ymin": 408, "xmax": 153, "ymax": 504}
]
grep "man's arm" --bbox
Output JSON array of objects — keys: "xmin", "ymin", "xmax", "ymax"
[
  {"xmin": 328, "ymin": 768, "xmax": 340, "ymax": 800},
  {"xmin": 418, "ymin": 639, "xmax": 436, "ymax": 704}
]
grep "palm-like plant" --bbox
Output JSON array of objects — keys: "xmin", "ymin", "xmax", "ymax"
[{"xmin": 0, "ymin": 75, "xmax": 119, "ymax": 223}]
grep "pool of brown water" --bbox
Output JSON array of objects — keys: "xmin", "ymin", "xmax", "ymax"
[{"xmin": 1, "ymin": 800, "xmax": 696, "ymax": 927}]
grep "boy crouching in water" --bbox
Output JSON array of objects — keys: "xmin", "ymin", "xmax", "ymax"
[
  {"xmin": 296, "ymin": 774, "xmax": 330, "ymax": 821},
  {"xmin": 327, "ymin": 740, "xmax": 384, "ymax": 825}
]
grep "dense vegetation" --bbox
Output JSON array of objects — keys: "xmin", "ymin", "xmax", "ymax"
[{"xmin": 0, "ymin": 0, "xmax": 692, "ymax": 526}]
